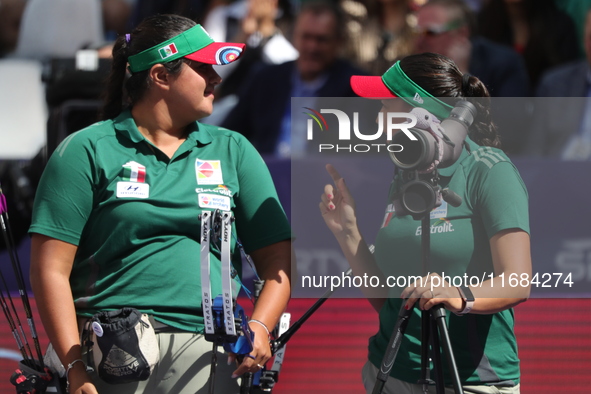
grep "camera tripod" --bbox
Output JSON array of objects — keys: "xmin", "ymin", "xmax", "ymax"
[{"xmin": 372, "ymin": 211, "xmax": 464, "ymax": 394}]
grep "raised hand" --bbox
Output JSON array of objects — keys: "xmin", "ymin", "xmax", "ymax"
[{"xmin": 319, "ymin": 164, "xmax": 359, "ymax": 237}]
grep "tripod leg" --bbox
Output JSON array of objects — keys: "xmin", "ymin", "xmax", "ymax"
[
  {"xmin": 417, "ymin": 310, "xmax": 434, "ymax": 392},
  {"xmin": 431, "ymin": 306, "xmax": 464, "ymax": 394},
  {"xmin": 372, "ymin": 302, "xmax": 413, "ymax": 394},
  {"xmin": 429, "ymin": 312, "xmax": 445, "ymax": 394}
]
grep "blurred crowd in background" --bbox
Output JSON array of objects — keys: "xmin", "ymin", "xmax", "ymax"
[{"xmin": 1, "ymin": 0, "xmax": 591, "ymax": 161}]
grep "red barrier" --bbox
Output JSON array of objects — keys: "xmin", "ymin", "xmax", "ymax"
[{"xmin": 1, "ymin": 298, "xmax": 589, "ymax": 393}]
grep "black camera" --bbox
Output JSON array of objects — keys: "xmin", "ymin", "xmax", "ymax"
[{"xmin": 390, "ymin": 101, "xmax": 477, "ymax": 219}]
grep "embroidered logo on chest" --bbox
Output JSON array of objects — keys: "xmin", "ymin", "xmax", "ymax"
[
  {"xmin": 122, "ymin": 161, "xmax": 147, "ymax": 183},
  {"xmin": 117, "ymin": 161, "xmax": 149, "ymax": 198}
]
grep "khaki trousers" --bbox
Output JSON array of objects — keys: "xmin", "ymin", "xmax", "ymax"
[
  {"xmin": 88, "ymin": 331, "xmax": 242, "ymax": 394},
  {"xmin": 362, "ymin": 360, "xmax": 520, "ymax": 394}
]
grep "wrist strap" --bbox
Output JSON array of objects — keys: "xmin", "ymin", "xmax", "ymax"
[
  {"xmin": 200, "ymin": 211, "xmax": 215, "ymax": 336},
  {"xmin": 220, "ymin": 212, "xmax": 236, "ymax": 336},
  {"xmin": 456, "ymin": 286, "xmax": 475, "ymax": 315},
  {"xmin": 249, "ymin": 319, "xmax": 270, "ymax": 338},
  {"xmin": 200, "ymin": 210, "xmax": 238, "ymax": 337}
]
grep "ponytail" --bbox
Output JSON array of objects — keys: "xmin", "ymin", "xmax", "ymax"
[
  {"xmin": 460, "ymin": 74, "xmax": 501, "ymax": 149},
  {"xmin": 400, "ymin": 53, "xmax": 502, "ymax": 150},
  {"xmin": 101, "ymin": 35, "xmax": 131, "ymax": 120}
]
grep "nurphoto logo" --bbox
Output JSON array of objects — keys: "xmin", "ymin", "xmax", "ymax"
[{"xmin": 304, "ymin": 107, "xmax": 417, "ymax": 154}]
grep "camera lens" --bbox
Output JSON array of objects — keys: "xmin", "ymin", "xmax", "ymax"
[
  {"xmin": 390, "ymin": 128, "xmax": 438, "ymax": 171},
  {"xmin": 401, "ymin": 180, "xmax": 437, "ymax": 216}
]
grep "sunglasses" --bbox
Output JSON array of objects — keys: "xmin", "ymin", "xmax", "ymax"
[{"xmin": 414, "ymin": 19, "xmax": 464, "ymax": 37}]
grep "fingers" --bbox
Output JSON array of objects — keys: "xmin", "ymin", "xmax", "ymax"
[
  {"xmin": 401, "ymin": 273, "xmax": 437, "ymax": 310},
  {"xmin": 401, "ymin": 273, "xmax": 461, "ymax": 311},
  {"xmin": 231, "ymin": 353, "xmax": 266, "ymax": 378},
  {"xmin": 324, "ymin": 183, "xmax": 335, "ymax": 201},
  {"xmin": 320, "ymin": 184, "xmax": 336, "ymax": 213},
  {"xmin": 231, "ymin": 334, "xmax": 272, "ymax": 378},
  {"xmin": 325, "ymin": 163, "xmax": 342, "ymax": 184},
  {"xmin": 324, "ymin": 164, "xmax": 352, "ymax": 202},
  {"xmin": 319, "ymin": 200, "xmax": 330, "ymax": 215},
  {"xmin": 402, "ymin": 286, "xmax": 434, "ymax": 311},
  {"xmin": 319, "ymin": 165, "xmax": 339, "ymax": 214}
]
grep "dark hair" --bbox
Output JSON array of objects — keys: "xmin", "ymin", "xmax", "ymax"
[
  {"xmin": 101, "ymin": 14, "xmax": 196, "ymax": 120},
  {"xmin": 297, "ymin": 0, "xmax": 346, "ymax": 41},
  {"xmin": 399, "ymin": 52, "xmax": 501, "ymax": 149}
]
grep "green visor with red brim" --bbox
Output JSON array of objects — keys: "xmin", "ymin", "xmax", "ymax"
[
  {"xmin": 350, "ymin": 61, "xmax": 454, "ymax": 120},
  {"xmin": 128, "ymin": 24, "xmax": 245, "ymax": 73}
]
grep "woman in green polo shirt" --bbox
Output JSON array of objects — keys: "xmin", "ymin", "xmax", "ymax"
[
  {"xmin": 320, "ymin": 53, "xmax": 531, "ymax": 393},
  {"xmin": 29, "ymin": 14, "xmax": 293, "ymax": 394}
]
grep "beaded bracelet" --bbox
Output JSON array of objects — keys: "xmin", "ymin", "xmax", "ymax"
[
  {"xmin": 66, "ymin": 359, "xmax": 94, "ymax": 393},
  {"xmin": 248, "ymin": 319, "xmax": 270, "ymax": 338}
]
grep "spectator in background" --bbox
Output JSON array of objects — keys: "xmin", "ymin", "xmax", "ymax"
[
  {"xmin": 204, "ymin": 0, "xmax": 294, "ymax": 46},
  {"xmin": 201, "ymin": 0, "xmax": 298, "ymax": 124},
  {"xmin": 524, "ymin": 7, "xmax": 591, "ymax": 159},
  {"xmin": 555, "ymin": 0, "xmax": 591, "ymax": 57},
  {"xmin": 413, "ymin": 0, "xmax": 530, "ymax": 155},
  {"xmin": 221, "ymin": 1, "xmax": 368, "ymax": 157},
  {"xmin": 477, "ymin": 0, "xmax": 580, "ymax": 93},
  {"xmin": 341, "ymin": 0, "xmax": 417, "ymax": 76},
  {"xmin": 0, "ymin": 0, "xmax": 26, "ymax": 58},
  {"xmin": 413, "ymin": 0, "xmax": 529, "ymax": 97},
  {"xmin": 102, "ymin": 0, "xmax": 136, "ymax": 39},
  {"xmin": 127, "ymin": 0, "xmax": 215, "ymax": 29}
]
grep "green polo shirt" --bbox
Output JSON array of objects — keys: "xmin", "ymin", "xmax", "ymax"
[
  {"xmin": 369, "ymin": 138, "xmax": 529, "ymax": 386},
  {"xmin": 30, "ymin": 110, "xmax": 292, "ymax": 332}
]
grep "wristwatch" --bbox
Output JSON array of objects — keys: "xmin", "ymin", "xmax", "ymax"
[{"xmin": 456, "ymin": 286, "xmax": 475, "ymax": 315}]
